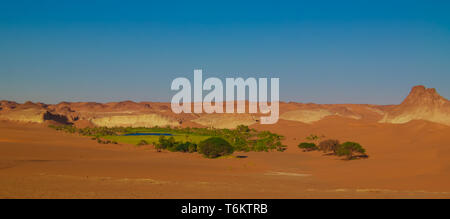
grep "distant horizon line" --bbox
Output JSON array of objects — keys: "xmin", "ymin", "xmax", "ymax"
[
  {"xmin": 0, "ymin": 99, "xmax": 401, "ymax": 106},
  {"xmin": 2, "ymin": 84, "xmax": 441, "ymax": 106}
]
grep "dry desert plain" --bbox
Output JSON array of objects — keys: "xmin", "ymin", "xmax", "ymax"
[{"xmin": 1, "ymin": 85, "xmax": 450, "ymax": 198}]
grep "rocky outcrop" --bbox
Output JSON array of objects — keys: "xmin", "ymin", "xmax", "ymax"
[
  {"xmin": 90, "ymin": 114, "xmax": 180, "ymax": 128},
  {"xmin": 43, "ymin": 111, "xmax": 72, "ymax": 125},
  {"xmin": 0, "ymin": 108, "xmax": 46, "ymax": 123},
  {"xmin": 1, "ymin": 85, "xmax": 449, "ymax": 128},
  {"xmin": 380, "ymin": 85, "xmax": 450, "ymax": 126},
  {"xmin": 191, "ymin": 114, "xmax": 257, "ymax": 129},
  {"xmin": 280, "ymin": 109, "xmax": 333, "ymax": 123},
  {"xmin": 279, "ymin": 105, "xmax": 363, "ymax": 124}
]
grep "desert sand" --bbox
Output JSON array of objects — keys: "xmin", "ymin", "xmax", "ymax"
[
  {"xmin": 1, "ymin": 85, "xmax": 450, "ymax": 198},
  {"xmin": 1, "ymin": 119, "xmax": 450, "ymax": 198}
]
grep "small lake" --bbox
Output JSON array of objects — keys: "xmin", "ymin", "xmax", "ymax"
[{"xmin": 123, "ymin": 133, "xmax": 173, "ymax": 136}]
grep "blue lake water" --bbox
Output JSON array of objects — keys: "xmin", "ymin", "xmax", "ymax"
[{"xmin": 123, "ymin": 133, "xmax": 173, "ymax": 136}]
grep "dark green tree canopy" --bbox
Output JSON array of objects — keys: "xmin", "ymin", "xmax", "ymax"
[{"xmin": 198, "ymin": 137, "xmax": 234, "ymax": 158}]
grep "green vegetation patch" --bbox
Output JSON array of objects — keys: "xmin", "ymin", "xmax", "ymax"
[
  {"xmin": 298, "ymin": 142, "xmax": 318, "ymax": 151},
  {"xmin": 102, "ymin": 134, "xmax": 209, "ymax": 146},
  {"xmin": 297, "ymin": 134, "xmax": 368, "ymax": 161},
  {"xmin": 198, "ymin": 137, "xmax": 234, "ymax": 158},
  {"xmin": 336, "ymin": 142, "xmax": 367, "ymax": 160},
  {"xmin": 49, "ymin": 124, "xmax": 287, "ymax": 158}
]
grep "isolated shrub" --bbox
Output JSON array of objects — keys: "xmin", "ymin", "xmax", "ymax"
[
  {"xmin": 155, "ymin": 136, "xmax": 166, "ymax": 150},
  {"xmin": 336, "ymin": 142, "xmax": 366, "ymax": 160},
  {"xmin": 154, "ymin": 141, "xmax": 163, "ymax": 152},
  {"xmin": 318, "ymin": 139, "xmax": 340, "ymax": 154},
  {"xmin": 198, "ymin": 137, "xmax": 234, "ymax": 158},
  {"xmin": 236, "ymin": 124, "xmax": 251, "ymax": 133},
  {"xmin": 298, "ymin": 142, "xmax": 318, "ymax": 152},
  {"xmin": 305, "ymin": 134, "xmax": 325, "ymax": 144},
  {"xmin": 137, "ymin": 140, "xmax": 149, "ymax": 146}
]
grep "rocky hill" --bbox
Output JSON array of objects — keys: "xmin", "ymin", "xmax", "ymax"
[
  {"xmin": 380, "ymin": 85, "xmax": 450, "ymax": 126},
  {"xmin": 1, "ymin": 85, "xmax": 449, "ymax": 128}
]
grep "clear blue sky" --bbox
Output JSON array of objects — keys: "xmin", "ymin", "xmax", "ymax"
[{"xmin": 1, "ymin": 0, "xmax": 449, "ymax": 104}]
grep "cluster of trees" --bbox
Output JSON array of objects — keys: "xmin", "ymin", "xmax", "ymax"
[
  {"xmin": 49, "ymin": 125, "xmax": 119, "ymax": 144},
  {"xmin": 49, "ymin": 124, "xmax": 287, "ymax": 153},
  {"xmin": 133, "ymin": 125, "xmax": 287, "ymax": 152},
  {"xmin": 154, "ymin": 136, "xmax": 198, "ymax": 153},
  {"xmin": 298, "ymin": 134, "xmax": 367, "ymax": 160},
  {"xmin": 49, "ymin": 125, "xmax": 119, "ymax": 136},
  {"xmin": 119, "ymin": 125, "xmax": 287, "ymax": 152},
  {"xmin": 221, "ymin": 125, "xmax": 286, "ymax": 152},
  {"xmin": 154, "ymin": 136, "xmax": 235, "ymax": 158}
]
